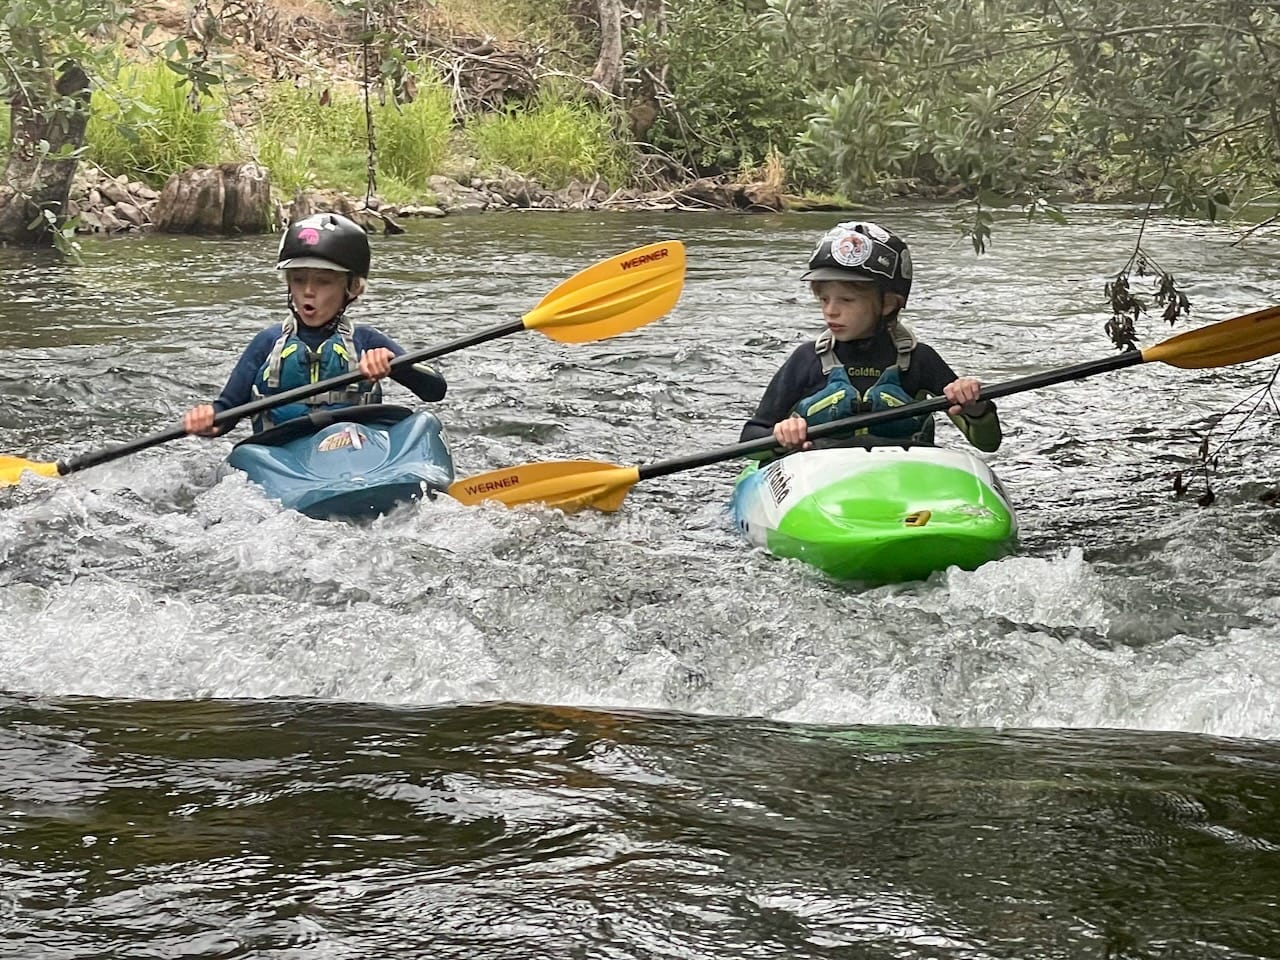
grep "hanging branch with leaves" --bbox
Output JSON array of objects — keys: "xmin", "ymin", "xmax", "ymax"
[
  {"xmin": 1104, "ymin": 249, "xmax": 1193, "ymax": 351},
  {"xmin": 1170, "ymin": 363, "xmax": 1280, "ymax": 509},
  {"xmin": 1103, "ymin": 168, "xmax": 1193, "ymax": 351},
  {"xmin": 361, "ymin": 1, "xmax": 377, "ymax": 205}
]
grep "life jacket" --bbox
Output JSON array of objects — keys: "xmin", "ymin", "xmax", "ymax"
[
  {"xmin": 794, "ymin": 318, "xmax": 929, "ymax": 440},
  {"xmin": 250, "ymin": 317, "xmax": 380, "ymax": 432},
  {"xmin": 813, "ymin": 316, "xmax": 916, "ymax": 376}
]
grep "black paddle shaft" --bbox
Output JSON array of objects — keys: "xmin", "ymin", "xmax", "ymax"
[
  {"xmin": 637, "ymin": 349, "xmax": 1143, "ymax": 482},
  {"xmin": 58, "ymin": 319, "xmax": 526, "ymax": 476}
]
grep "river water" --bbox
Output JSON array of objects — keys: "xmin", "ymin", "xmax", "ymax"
[{"xmin": 2, "ymin": 207, "xmax": 1279, "ymax": 958}]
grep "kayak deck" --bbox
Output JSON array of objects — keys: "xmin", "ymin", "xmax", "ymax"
[
  {"xmin": 730, "ymin": 445, "xmax": 1017, "ymax": 583},
  {"xmin": 227, "ymin": 404, "xmax": 455, "ymax": 520}
]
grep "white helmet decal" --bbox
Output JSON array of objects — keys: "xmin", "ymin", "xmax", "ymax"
[
  {"xmin": 859, "ymin": 221, "xmax": 891, "ymax": 242},
  {"xmin": 830, "ymin": 229, "xmax": 873, "ymax": 268}
]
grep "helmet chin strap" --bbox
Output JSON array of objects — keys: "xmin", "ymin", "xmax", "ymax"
[{"xmin": 874, "ymin": 287, "xmax": 895, "ymax": 327}]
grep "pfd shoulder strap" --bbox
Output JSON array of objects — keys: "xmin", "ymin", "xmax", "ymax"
[
  {"xmin": 814, "ymin": 319, "xmax": 917, "ymax": 375},
  {"xmin": 887, "ymin": 318, "xmax": 916, "ymax": 372},
  {"xmin": 263, "ymin": 317, "xmax": 297, "ymax": 390},
  {"xmin": 263, "ymin": 316, "xmax": 362, "ymax": 403}
]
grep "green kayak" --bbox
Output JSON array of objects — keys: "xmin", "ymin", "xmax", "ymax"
[{"xmin": 730, "ymin": 444, "xmax": 1018, "ymax": 583}]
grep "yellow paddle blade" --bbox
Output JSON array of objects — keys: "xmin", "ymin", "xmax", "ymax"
[
  {"xmin": 522, "ymin": 241, "xmax": 686, "ymax": 343},
  {"xmin": 1142, "ymin": 304, "xmax": 1280, "ymax": 369},
  {"xmin": 0, "ymin": 456, "xmax": 61, "ymax": 486},
  {"xmin": 448, "ymin": 461, "xmax": 639, "ymax": 513}
]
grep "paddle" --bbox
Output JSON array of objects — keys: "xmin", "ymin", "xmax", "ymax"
[
  {"xmin": 0, "ymin": 240, "xmax": 687, "ymax": 487},
  {"xmin": 447, "ymin": 303, "xmax": 1280, "ymax": 513}
]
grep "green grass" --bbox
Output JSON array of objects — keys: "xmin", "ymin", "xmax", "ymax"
[
  {"xmin": 254, "ymin": 66, "xmax": 452, "ymax": 201},
  {"xmin": 466, "ymin": 93, "xmax": 632, "ymax": 189},
  {"xmin": 255, "ymin": 84, "xmax": 367, "ymax": 195},
  {"xmin": 374, "ymin": 72, "xmax": 454, "ymax": 193},
  {"xmin": 85, "ymin": 58, "xmax": 229, "ymax": 185}
]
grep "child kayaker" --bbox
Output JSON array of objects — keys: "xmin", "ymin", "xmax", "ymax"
[
  {"xmin": 182, "ymin": 211, "xmax": 446, "ymax": 436},
  {"xmin": 740, "ymin": 219, "xmax": 1001, "ymax": 454}
]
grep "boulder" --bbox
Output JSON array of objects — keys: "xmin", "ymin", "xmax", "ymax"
[
  {"xmin": 397, "ymin": 204, "xmax": 447, "ymax": 218},
  {"xmin": 98, "ymin": 206, "xmax": 129, "ymax": 233},
  {"xmin": 153, "ymin": 162, "xmax": 274, "ymax": 234},
  {"xmin": 98, "ymin": 178, "xmax": 134, "ymax": 205},
  {"xmin": 113, "ymin": 201, "xmax": 148, "ymax": 227},
  {"xmin": 286, "ymin": 188, "xmax": 360, "ymax": 223},
  {"xmin": 426, "ymin": 175, "xmax": 498, "ymax": 214}
]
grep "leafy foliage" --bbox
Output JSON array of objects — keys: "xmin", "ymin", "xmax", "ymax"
[
  {"xmin": 0, "ymin": 0, "xmax": 130, "ymax": 104},
  {"xmin": 622, "ymin": 0, "xmax": 811, "ymax": 178},
  {"xmin": 466, "ymin": 92, "xmax": 631, "ymax": 188},
  {"xmin": 85, "ymin": 58, "xmax": 230, "ymax": 185},
  {"xmin": 254, "ymin": 69, "xmax": 454, "ymax": 202},
  {"xmin": 1104, "ymin": 251, "xmax": 1193, "ymax": 352},
  {"xmin": 1, "ymin": 0, "xmax": 131, "ymax": 249},
  {"xmin": 11, "ymin": 0, "xmax": 1280, "ymax": 266},
  {"xmin": 758, "ymin": 0, "xmax": 1280, "ymax": 226},
  {"xmin": 1, "ymin": 0, "xmax": 239, "ymax": 247}
]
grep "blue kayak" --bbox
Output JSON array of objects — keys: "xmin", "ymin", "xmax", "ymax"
[{"xmin": 226, "ymin": 404, "xmax": 454, "ymax": 520}]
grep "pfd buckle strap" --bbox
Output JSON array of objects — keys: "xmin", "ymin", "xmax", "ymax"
[{"xmin": 301, "ymin": 387, "xmax": 371, "ymax": 406}]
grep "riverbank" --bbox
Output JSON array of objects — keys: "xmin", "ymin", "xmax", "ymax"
[
  {"xmin": 68, "ymin": 161, "xmax": 853, "ymax": 236},
  {"xmin": 63, "ymin": 0, "xmax": 1165, "ymax": 239},
  {"xmin": 55, "ymin": 0, "xmax": 880, "ymax": 237}
]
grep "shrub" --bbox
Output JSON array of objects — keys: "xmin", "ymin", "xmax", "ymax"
[
  {"xmin": 466, "ymin": 93, "xmax": 631, "ymax": 189},
  {"xmin": 85, "ymin": 57, "xmax": 228, "ymax": 185},
  {"xmin": 374, "ymin": 69, "xmax": 454, "ymax": 188},
  {"xmin": 255, "ymin": 65, "xmax": 453, "ymax": 201},
  {"xmin": 255, "ymin": 82, "xmax": 368, "ymax": 196}
]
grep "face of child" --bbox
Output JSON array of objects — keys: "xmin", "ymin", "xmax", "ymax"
[
  {"xmin": 813, "ymin": 280, "xmax": 902, "ymax": 342},
  {"xmin": 286, "ymin": 268, "xmax": 354, "ymax": 327}
]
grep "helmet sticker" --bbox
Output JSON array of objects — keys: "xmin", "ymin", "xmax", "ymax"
[
  {"xmin": 318, "ymin": 429, "xmax": 365, "ymax": 452},
  {"xmin": 297, "ymin": 227, "xmax": 321, "ymax": 246},
  {"xmin": 804, "ymin": 220, "xmax": 910, "ymax": 300},
  {"xmin": 830, "ymin": 229, "xmax": 873, "ymax": 267},
  {"xmin": 865, "ymin": 247, "xmax": 898, "ymax": 277},
  {"xmin": 861, "ymin": 221, "xmax": 891, "ymax": 242}
]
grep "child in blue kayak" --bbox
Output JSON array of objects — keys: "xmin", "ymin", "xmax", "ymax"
[
  {"xmin": 740, "ymin": 220, "xmax": 1001, "ymax": 453},
  {"xmin": 182, "ymin": 212, "xmax": 446, "ymax": 436}
]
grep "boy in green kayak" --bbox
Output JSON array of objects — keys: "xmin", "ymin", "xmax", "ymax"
[
  {"xmin": 183, "ymin": 212, "xmax": 446, "ymax": 436},
  {"xmin": 740, "ymin": 220, "xmax": 1000, "ymax": 453}
]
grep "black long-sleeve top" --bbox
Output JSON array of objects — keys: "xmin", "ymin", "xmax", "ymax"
[{"xmin": 740, "ymin": 327, "xmax": 1001, "ymax": 451}]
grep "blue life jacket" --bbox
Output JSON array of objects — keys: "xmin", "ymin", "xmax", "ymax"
[
  {"xmin": 859, "ymin": 365, "xmax": 925, "ymax": 438},
  {"xmin": 250, "ymin": 318, "xmax": 380, "ymax": 432},
  {"xmin": 795, "ymin": 364, "xmax": 857, "ymax": 424},
  {"xmin": 796, "ymin": 321, "xmax": 929, "ymax": 439}
]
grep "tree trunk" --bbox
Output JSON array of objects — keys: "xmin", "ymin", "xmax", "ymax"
[
  {"xmin": 152, "ymin": 162, "xmax": 276, "ymax": 235},
  {"xmin": 590, "ymin": 0, "xmax": 624, "ymax": 98},
  {"xmin": 0, "ymin": 62, "xmax": 90, "ymax": 245},
  {"xmin": 627, "ymin": 0, "xmax": 667, "ymax": 139}
]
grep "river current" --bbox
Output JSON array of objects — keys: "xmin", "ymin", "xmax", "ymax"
[{"xmin": 1, "ymin": 206, "xmax": 1278, "ymax": 958}]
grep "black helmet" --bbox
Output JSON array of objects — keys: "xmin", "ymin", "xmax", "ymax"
[
  {"xmin": 275, "ymin": 213, "xmax": 371, "ymax": 277},
  {"xmin": 800, "ymin": 220, "xmax": 912, "ymax": 303}
]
